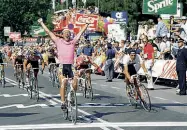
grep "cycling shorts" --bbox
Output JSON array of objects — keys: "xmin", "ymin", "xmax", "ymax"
[{"xmin": 59, "ymin": 64, "xmax": 74, "ymax": 78}]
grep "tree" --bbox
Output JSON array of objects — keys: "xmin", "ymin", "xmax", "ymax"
[{"xmin": 0, "ymin": 0, "xmax": 52, "ymax": 37}]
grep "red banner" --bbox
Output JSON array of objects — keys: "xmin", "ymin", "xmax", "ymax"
[
  {"xmin": 9, "ymin": 32, "xmax": 21, "ymax": 41},
  {"xmin": 75, "ymin": 14, "xmax": 99, "ymax": 31},
  {"xmin": 53, "ymin": 13, "xmax": 99, "ymax": 34}
]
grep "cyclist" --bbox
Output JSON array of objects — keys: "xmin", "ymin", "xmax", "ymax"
[
  {"xmin": 14, "ymin": 50, "xmax": 25, "ymax": 79},
  {"xmin": 75, "ymin": 54, "xmax": 100, "ymax": 89},
  {"xmin": 0, "ymin": 50, "xmax": 6, "ymax": 80},
  {"xmin": 38, "ymin": 18, "xmax": 90, "ymax": 109},
  {"xmin": 123, "ymin": 49, "xmax": 149, "ymax": 85},
  {"xmin": 23, "ymin": 49, "xmax": 42, "ymax": 83},
  {"xmin": 46, "ymin": 46, "xmax": 57, "ymax": 74}
]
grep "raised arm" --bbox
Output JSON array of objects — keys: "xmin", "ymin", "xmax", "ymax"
[
  {"xmin": 74, "ymin": 24, "xmax": 89, "ymax": 42},
  {"xmin": 38, "ymin": 18, "xmax": 57, "ymax": 43}
]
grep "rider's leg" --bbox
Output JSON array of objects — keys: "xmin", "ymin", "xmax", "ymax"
[
  {"xmin": 41, "ymin": 60, "xmax": 45, "ymax": 73},
  {"xmin": 86, "ymin": 71, "xmax": 91, "ymax": 88},
  {"xmin": 59, "ymin": 73, "xmax": 67, "ymax": 109}
]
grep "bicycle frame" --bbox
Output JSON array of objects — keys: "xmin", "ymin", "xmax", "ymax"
[{"xmin": 61, "ymin": 77, "xmax": 77, "ymax": 124}]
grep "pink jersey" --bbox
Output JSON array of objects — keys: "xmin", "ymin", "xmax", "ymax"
[{"xmin": 55, "ymin": 38, "xmax": 78, "ymax": 64}]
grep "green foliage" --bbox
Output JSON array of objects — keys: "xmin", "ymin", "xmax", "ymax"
[
  {"xmin": 1, "ymin": 0, "xmax": 187, "ymax": 39},
  {"xmin": 0, "ymin": 0, "xmax": 52, "ymax": 36}
]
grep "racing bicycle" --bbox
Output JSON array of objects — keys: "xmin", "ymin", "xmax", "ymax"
[
  {"xmin": 126, "ymin": 74, "xmax": 151, "ymax": 112},
  {"xmin": 15, "ymin": 64, "xmax": 24, "ymax": 89},
  {"xmin": 27, "ymin": 68, "xmax": 40, "ymax": 101},
  {"xmin": 61, "ymin": 77, "xmax": 77, "ymax": 124},
  {"xmin": 49, "ymin": 63, "xmax": 60, "ymax": 88},
  {"xmin": 78, "ymin": 68, "xmax": 93, "ymax": 100}
]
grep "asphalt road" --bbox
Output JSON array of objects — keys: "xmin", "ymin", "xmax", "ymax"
[{"xmin": 0, "ymin": 65, "xmax": 187, "ymax": 130}]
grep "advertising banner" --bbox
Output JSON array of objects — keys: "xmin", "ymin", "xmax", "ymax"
[
  {"xmin": 142, "ymin": 0, "xmax": 178, "ymax": 14},
  {"xmin": 9, "ymin": 32, "xmax": 21, "ymax": 41},
  {"xmin": 75, "ymin": 14, "xmax": 99, "ymax": 31},
  {"xmin": 138, "ymin": 60, "xmax": 184, "ymax": 80},
  {"xmin": 108, "ymin": 24, "xmax": 126, "ymax": 42},
  {"xmin": 30, "ymin": 26, "xmax": 46, "ymax": 37},
  {"xmin": 111, "ymin": 11, "xmax": 128, "ymax": 24}
]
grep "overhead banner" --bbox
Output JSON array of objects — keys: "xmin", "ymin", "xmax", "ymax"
[
  {"xmin": 142, "ymin": 0, "xmax": 178, "ymax": 14},
  {"xmin": 111, "ymin": 11, "xmax": 128, "ymax": 24},
  {"xmin": 75, "ymin": 14, "xmax": 99, "ymax": 31}
]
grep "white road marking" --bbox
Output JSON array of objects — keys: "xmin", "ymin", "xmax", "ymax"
[
  {"xmin": 173, "ymin": 101, "xmax": 182, "ymax": 104},
  {"xmin": 154, "ymin": 97, "xmax": 168, "ymax": 101},
  {"xmin": 92, "ymin": 82, "xmax": 97, "ymax": 85},
  {"xmin": 39, "ymin": 94, "xmax": 58, "ymax": 106},
  {"xmin": 1, "ymin": 122, "xmax": 187, "ymax": 129},
  {"xmin": 39, "ymin": 89, "xmax": 123, "ymax": 130},
  {"xmin": 100, "ymin": 84, "xmax": 107, "ymax": 87},
  {"xmin": 111, "ymin": 87, "xmax": 121, "ymax": 90},
  {"xmin": 0, "ymin": 94, "xmax": 28, "ymax": 97},
  {"xmin": 5, "ymin": 78, "xmax": 114, "ymax": 130},
  {"xmin": 78, "ymin": 106, "xmax": 116, "ymax": 108},
  {"xmin": 0, "ymin": 104, "xmax": 48, "ymax": 109},
  {"xmin": 47, "ymin": 93, "xmax": 100, "ymax": 97}
]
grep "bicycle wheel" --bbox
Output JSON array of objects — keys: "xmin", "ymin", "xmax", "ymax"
[
  {"xmin": 83, "ymin": 79, "xmax": 87, "ymax": 98},
  {"xmin": 52, "ymin": 71, "xmax": 55, "ymax": 87},
  {"xmin": 126, "ymin": 84, "xmax": 136, "ymax": 106},
  {"xmin": 138, "ymin": 84, "xmax": 151, "ymax": 112},
  {"xmin": 2, "ymin": 72, "xmax": 5, "ymax": 88},
  {"xmin": 69, "ymin": 91, "xmax": 77, "ymax": 124},
  {"xmin": 2, "ymin": 78, "xmax": 5, "ymax": 88},
  {"xmin": 34, "ymin": 78, "xmax": 39, "ymax": 102},
  {"xmin": 62, "ymin": 101, "xmax": 68, "ymax": 120},
  {"xmin": 17, "ymin": 72, "xmax": 21, "ymax": 88},
  {"xmin": 27, "ymin": 78, "xmax": 33, "ymax": 99},
  {"xmin": 55, "ymin": 74, "xmax": 60, "ymax": 88},
  {"xmin": 86, "ymin": 79, "xmax": 93, "ymax": 100}
]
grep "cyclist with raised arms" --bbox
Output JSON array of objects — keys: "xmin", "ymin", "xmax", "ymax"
[{"xmin": 38, "ymin": 18, "xmax": 90, "ymax": 109}]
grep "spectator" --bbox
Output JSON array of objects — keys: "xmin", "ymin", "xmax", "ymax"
[
  {"xmin": 104, "ymin": 43, "xmax": 115, "ymax": 82},
  {"xmin": 176, "ymin": 16, "xmax": 187, "ymax": 42},
  {"xmin": 155, "ymin": 17, "xmax": 168, "ymax": 38},
  {"xmin": 171, "ymin": 38, "xmax": 178, "ymax": 58},
  {"xmin": 132, "ymin": 42, "xmax": 142, "ymax": 55},
  {"xmin": 76, "ymin": 44, "xmax": 83, "ymax": 57},
  {"xmin": 143, "ymin": 36, "xmax": 154, "ymax": 90},
  {"xmin": 114, "ymin": 41, "xmax": 120, "ymax": 52},
  {"xmin": 159, "ymin": 37, "xmax": 167, "ymax": 59},
  {"xmin": 82, "ymin": 40, "xmax": 94, "ymax": 57}
]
